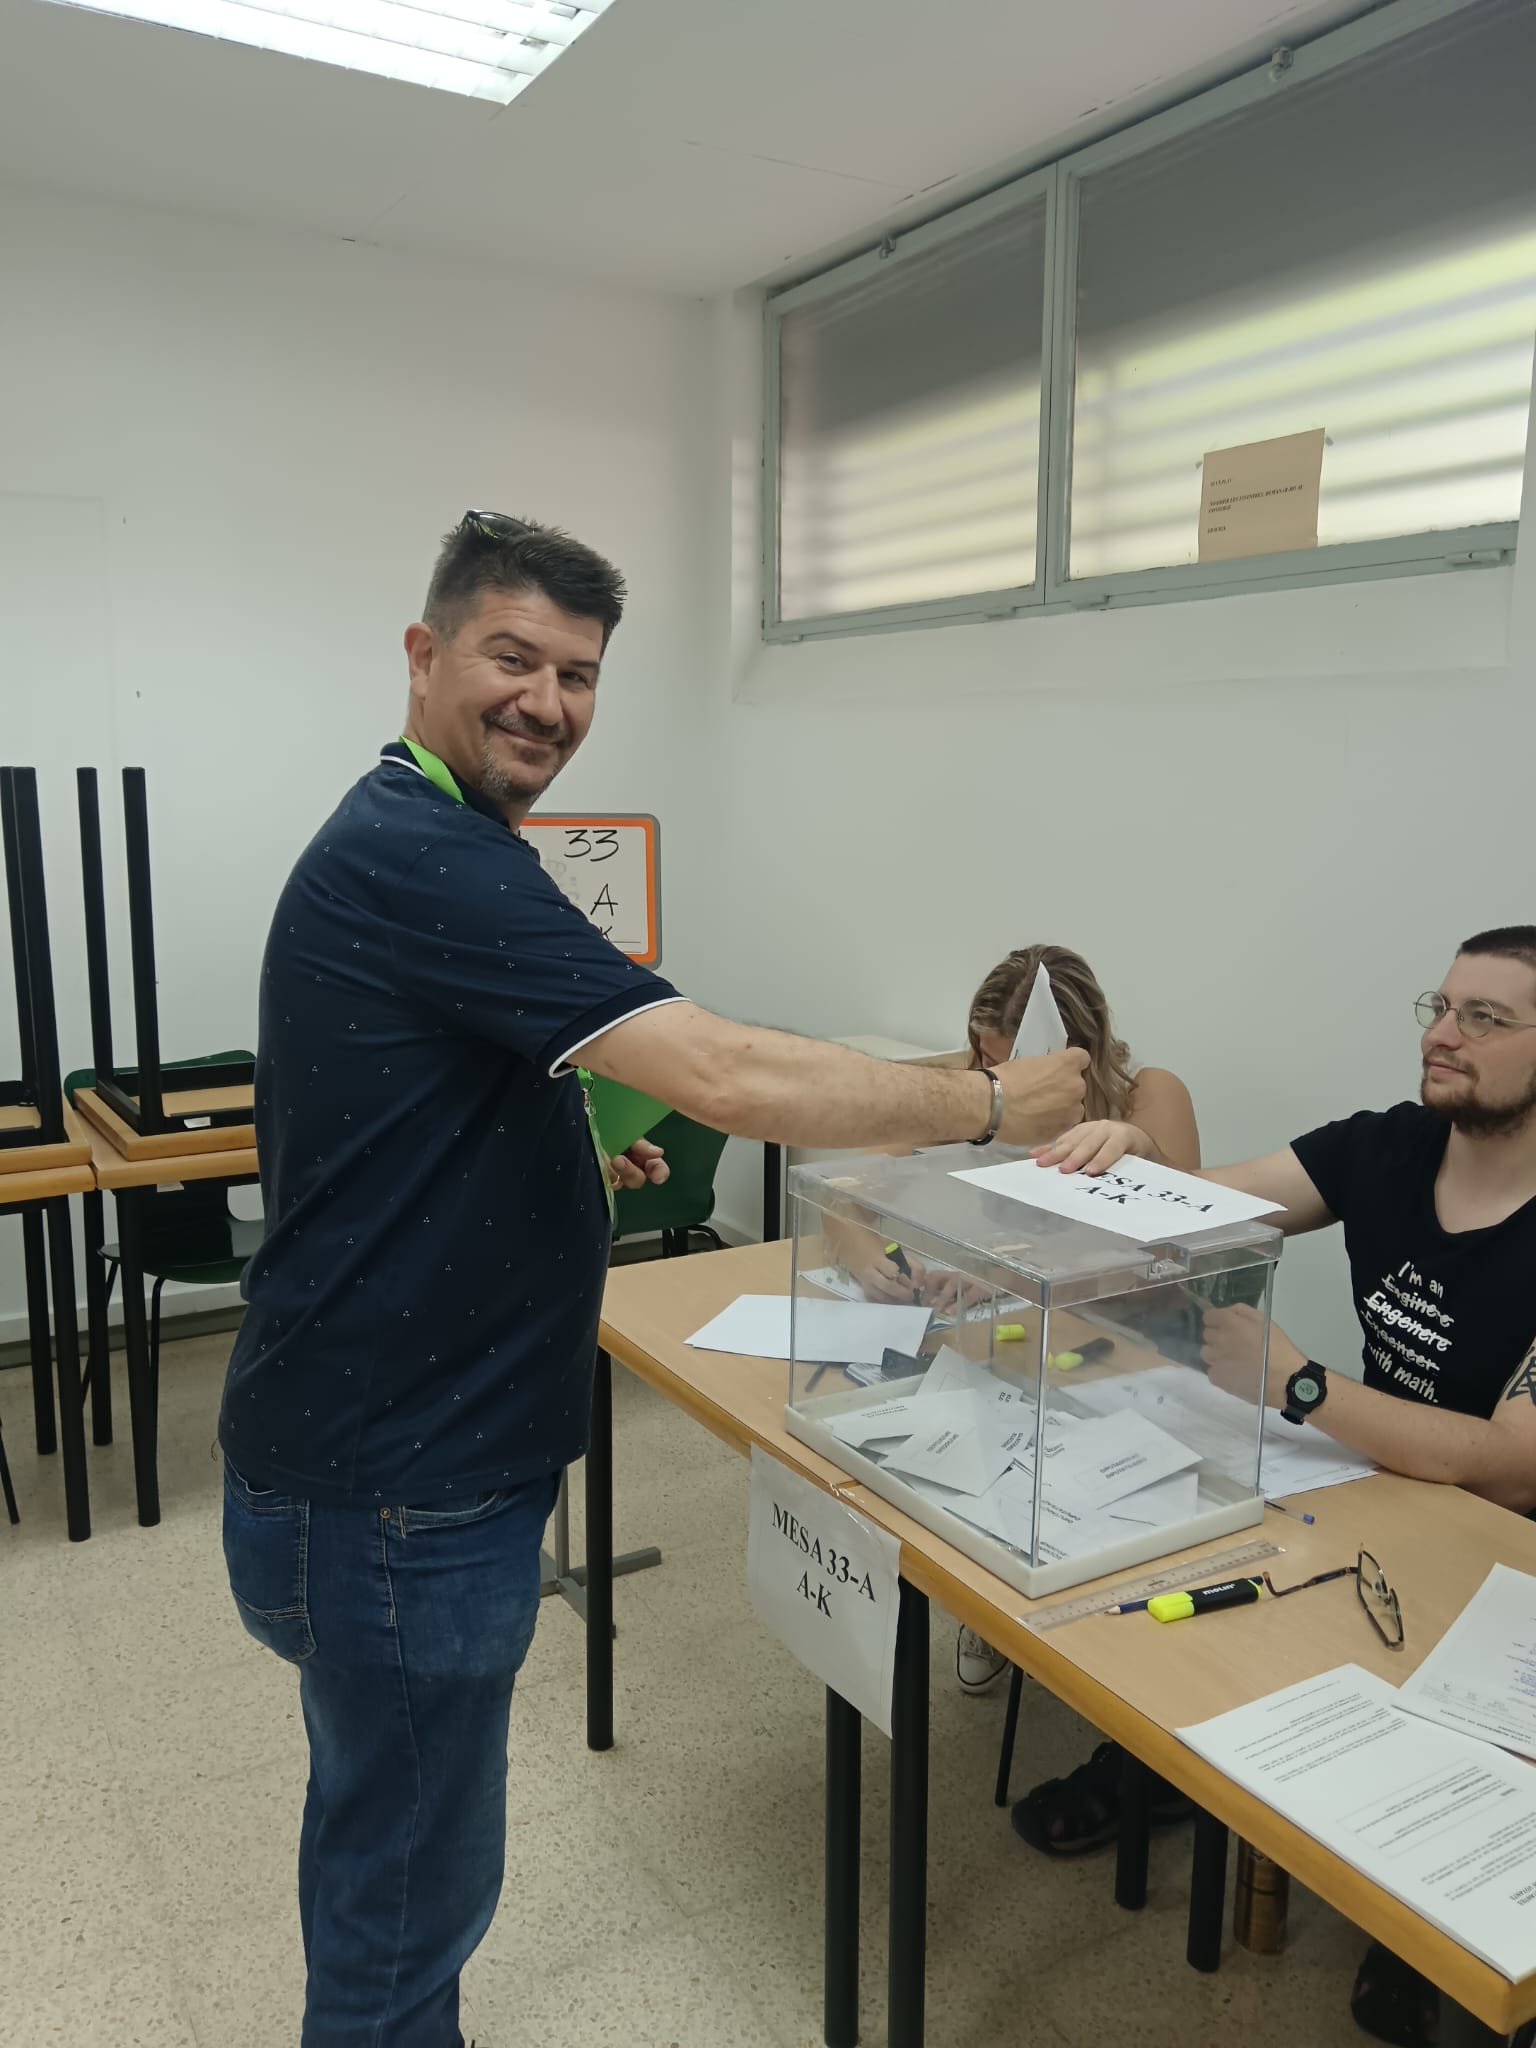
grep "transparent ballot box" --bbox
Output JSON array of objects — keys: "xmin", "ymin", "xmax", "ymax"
[{"xmin": 785, "ymin": 1148, "xmax": 1283, "ymax": 1599}]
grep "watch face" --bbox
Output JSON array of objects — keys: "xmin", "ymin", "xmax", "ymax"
[{"xmin": 1293, "ymin": 1374, "xmax": 1320, "ymax": 1405}]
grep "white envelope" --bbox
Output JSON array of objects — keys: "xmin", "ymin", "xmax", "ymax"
[{"xmin": 1011, "ymin": 966, "xmax": 1070, "ymax": 1060}]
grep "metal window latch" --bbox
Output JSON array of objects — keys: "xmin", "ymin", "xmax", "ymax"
[{"xmin": 1268, "ymin": 46, "xmax": 1294, "ymax": 81}]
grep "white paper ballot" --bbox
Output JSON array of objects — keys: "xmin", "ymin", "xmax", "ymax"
[
  {"xmin": 913, "ymin": 1345, "xmax": 1029, "ymax": 1410},
  {"xmin": 1179, "ymin": 1665, "xmax": 1536, "ymax": 1979},
  {"xmin": 1397, "ymin": 1564, "xmax": 1536, "ymax": 1764},
  {"xmin": 952, "ymin": 1152, "xmax": 1284, "ymax": 1244},
  {"xmin": 1038, "ymin": 1410, "xmax": 1201, "ymax": 1511},
  {"xmin": 1011, "ymin": 967, "xmax": 1070, "ymax": 1060},
  {"xmin": 1105, "ymin": 1468, "xmax": 1200, "ymax": 1531},
  {"xmin": 883, "ymin": 1414, "xmax": 1035, "ymax": 1497},
  {"xmin": 824, "ymin": 1398, "xmax": 919, "ymax": 1450},
  {"xmin": 686, "ymin": 1295, "xmax": 932, "ymax": 1366}
]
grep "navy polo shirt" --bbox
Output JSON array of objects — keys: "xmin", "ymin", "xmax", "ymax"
[{"xmin": 218, "ymin": 742, "xmax": 681, "ymax": 1506}]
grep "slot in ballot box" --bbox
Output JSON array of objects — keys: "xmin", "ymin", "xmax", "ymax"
[{"xmin": 783, "ymin": 1147, "xmax": 1282, "ymax": 1598}]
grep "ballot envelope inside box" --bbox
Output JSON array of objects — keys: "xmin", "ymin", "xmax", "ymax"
[{"xmin": 785, "ymin": 1147, "xmax": 1282, "ymax": 1599}]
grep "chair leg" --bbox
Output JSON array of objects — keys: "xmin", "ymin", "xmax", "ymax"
[
  {"xmin": 22, "ymin": 1207, "xmax": 57, "ymax": 1456},
  {"xmin": 0, "ymin": 1421, "xmax": 19, "ymax": 1524},
  {"xmin": 994, "ymin": 1663, "xmax": 1025, "ymax": 1807},
  {"xmin": 82, "ymin": 1191, "xmax": 114, "ymax": 1444}
]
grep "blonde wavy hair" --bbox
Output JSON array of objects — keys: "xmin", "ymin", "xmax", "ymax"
[{"xmin": 967, "ymin": 944, "xmax": 1137, "ymax": 1124}]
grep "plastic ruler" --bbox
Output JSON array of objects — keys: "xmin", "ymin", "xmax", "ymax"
[{"xmin": 1025, "ymin": 1538, "xmax": 1287, "ymax": 1632}]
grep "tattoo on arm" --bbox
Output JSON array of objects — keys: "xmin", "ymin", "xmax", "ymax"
[{"xmin": 1502, "ymin": 1343, "xmax": 1536, "ymax": 1407}]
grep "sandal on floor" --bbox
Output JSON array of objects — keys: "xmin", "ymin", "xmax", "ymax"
[
  {"xmin": 1350, "ymin": 1942, "xmax": 1438, "ymax": 2048},
  {"xmin": 1009, "ymin": 1740, "xmax": 1192, "ymax": 1857}
]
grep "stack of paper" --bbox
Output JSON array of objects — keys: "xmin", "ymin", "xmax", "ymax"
[{"xmin": 1179, "ymin": 1665, "xmax": 1536, "ymax": 1980}]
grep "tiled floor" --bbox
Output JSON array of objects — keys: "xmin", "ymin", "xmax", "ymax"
[{"xmin": 2, "ymin": 1327, "xmax": 1373, "ymax": 2047}]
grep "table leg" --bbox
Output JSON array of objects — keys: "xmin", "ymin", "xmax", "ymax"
[
  {"xmin": 825, "ymin": 1687, "xmax": 861, "ymax": 2048},
  {"xmin": 117, "ymin": 1189, "xmax": 160, "ymax": 1527},
  {"xmin": 45, "ymin": 1197, "xmax": 90, "ymax": 1543},
  {"xmin": 763, "ymin": 1141, "xmax": 782, "ymax": 1243},
  {"xmin": 22, "ymin": 1206, "xmax": 57, "ymax": 1455},
  {"xmin": 888, "ymin": 1584, "xmax": 929, "ymax": 2048},
  {"xmin": 81, "ymin": 1187, "xmax": 113, "ymax": 1445},
  {"xmin": 1186, "ymin": 1809, "xmax": 1229, "ymax": 1972},
  {"xmin": 585, "ymin": 1347, "xmax": 614, "ymax": 1753},
  {"xmin": 1115, "ymin": 1752, "xmax": 1152, "ymax": 1911}
]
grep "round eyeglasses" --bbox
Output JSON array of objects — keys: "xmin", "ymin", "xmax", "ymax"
[{"xmin": 1415, "ymin": 992, "xmax": 1536, "ymax": 1041}]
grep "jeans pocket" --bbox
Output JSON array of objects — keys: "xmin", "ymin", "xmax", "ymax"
[
  {"xmin": 222, "ymin": 1462, "xmax": 316, "ymax": 1663},
  {"xmin": 402, "ymin": 1491, "xmax": 507, "ymax": 1530}
]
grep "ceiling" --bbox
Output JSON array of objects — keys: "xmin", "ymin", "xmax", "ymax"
[{"xmin": 0, "ymin": 0, "xmax": 1373, "ymax": 296}]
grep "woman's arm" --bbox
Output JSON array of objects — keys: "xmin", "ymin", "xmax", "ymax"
[{"xmin": 1123, "ymin": 1067, "xmax": 1200, "ymax": 1173}]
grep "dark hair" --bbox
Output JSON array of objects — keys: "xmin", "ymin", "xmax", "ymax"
[
  {"xmin": 1459, "ymin": 926, "xmax": 1536, "ymax": 977},
  {"xmin": 967, "ymin": 943, "xmax": 1135, "ymax": 1123},
  {"xmin": 422, "ymin": 511, "xmax": 627, "ymax": 647}
]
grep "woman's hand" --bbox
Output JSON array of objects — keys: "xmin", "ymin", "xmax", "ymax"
[
  {"xmin": 609, "ymin": 1139, "xmax": 669, "ymax": 1191},
  {"xmin": 1030, "ymin": 1120, "xmax": 1155, "ymax": 1177}
]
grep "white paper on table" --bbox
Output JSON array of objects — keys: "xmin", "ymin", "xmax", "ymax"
[
  {"xmin": 1397, "ymin": 1564, "xmax": 1536, "ymax": 1763},
  {"xmin": 952, "ymin": 1152, "xmax": 1283, "ymax": 1244},
  {"xmin": 883, "ymin": 1413, "xmax": 1035, "ymax": 1497},
  {"xmin": 686, "ymin": 1295, "xmax": 932, "ymax": 1367},
  {"xmin": 1069, "ymin": 1364, "xmax": 1376, "ymax": 1496},
  {"xmin": 1011, "ymin": 967, "xmax": 1070, "ymax": 1060},
  {"xmin": 1178, "ymin": 1665, "xmax": 1536, "ymax": 1980},
  {"xmin": 1033, "ymin": 1410, "xmax": 1201, "ymax": 1511}
]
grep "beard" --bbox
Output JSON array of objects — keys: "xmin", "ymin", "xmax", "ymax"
[
  {"xmin": 475, "ymin": 714, "xmax": 567, "ymax": 805},
  {"xmin": 1421, "ymin": 1065, "xmax": 1536, "ymax": 1137}
]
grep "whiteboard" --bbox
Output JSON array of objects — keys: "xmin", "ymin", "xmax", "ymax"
[{"xmin": 521, "ymin": 813, "xmax": 661, "ymax": 965}]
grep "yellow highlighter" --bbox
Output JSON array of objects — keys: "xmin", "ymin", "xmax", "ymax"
[{"xmin": 1144, "ymin": 1578, "xmax": 1264, "ymax": 1623}]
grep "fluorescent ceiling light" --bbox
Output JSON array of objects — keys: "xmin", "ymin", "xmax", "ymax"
[{"xmin": 35, "ymin": 0, "xmax": 615, "ymax": 102}]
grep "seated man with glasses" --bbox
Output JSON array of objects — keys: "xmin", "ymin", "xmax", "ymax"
[{"xmin": 1014, "ymin": 925, "xmax": 1536, "ymax": 2048}]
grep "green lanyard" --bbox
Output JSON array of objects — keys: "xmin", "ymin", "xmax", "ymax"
[{"xmin": 396, "ymin": 736, "xmax": 616, "ymax": 1222}]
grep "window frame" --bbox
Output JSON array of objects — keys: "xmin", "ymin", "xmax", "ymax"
[{"xmin": 762, "ymin": 0, "xmax": 1523, "ymax": 644}]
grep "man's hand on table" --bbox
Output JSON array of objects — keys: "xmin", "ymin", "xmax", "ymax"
[
  {"xmin": 1203, "ymin": 1303, "xmax": 1304, "ymax": 1409},
  {"xmin": 609, "ymin": 1139, "xmax": 669, "ymax": 1192}
]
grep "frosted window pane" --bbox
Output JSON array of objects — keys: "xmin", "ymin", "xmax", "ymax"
[
  {"xmin": 778, "ymin": 203, "xmax": 1045, "ymax": 621},
  {"xmin": 1068, "ymin": 0, "xmax": 1536, "ymax": 580}
]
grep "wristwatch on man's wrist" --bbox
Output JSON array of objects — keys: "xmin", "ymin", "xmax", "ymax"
[
  {"xmin": 969, "ymin": 1069, "xmax": 1005, "ymax": 1147},
  {"xmin": 1281, "ymin": 1361, "xmax": 1329, "ymax": 1427}
]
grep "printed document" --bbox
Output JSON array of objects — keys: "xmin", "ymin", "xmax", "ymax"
[
  {"xmin": 1179, "ymin": 1666, "xmax": 1536, "ymax": 1979},
  {"xmin": 1397, "ymin": 1565, "xmax": 1536, "ymax": 1764}
]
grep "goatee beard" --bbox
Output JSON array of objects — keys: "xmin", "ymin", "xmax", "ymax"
[{"xmin": 1423, "ymin": 1074, "xmax": 1536, "ymax": 1138}]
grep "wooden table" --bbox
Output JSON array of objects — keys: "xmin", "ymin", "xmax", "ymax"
[
  {"xmin": 1, "ymin": 1139, "xmax": 95, "ymax": 1540},
  {"xmin": 594, "ymin": 1240, "xmax": 1536, "ymax": 2048},
  {"xmin": 72, "ymin": 1091, "xmax": 258, "ymax": 1528}
]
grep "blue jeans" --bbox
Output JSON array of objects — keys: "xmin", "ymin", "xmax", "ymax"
[{"xmin": 223, "ymin": 1460, "xmax": 558, "ymax": 2047}]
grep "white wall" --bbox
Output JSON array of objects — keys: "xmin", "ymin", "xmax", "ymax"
[
  {"xmin": 0, "ymin": 184, "xmax": 719, "ymax": 1336},
  {"xmin": 701, "ymin": 292, "xmax": 1536, "ymax": 1371}
]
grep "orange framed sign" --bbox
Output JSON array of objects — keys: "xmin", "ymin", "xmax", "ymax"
[{"xmin": 520, "ymin": 813, "xmax": 661, "ymax": 966}]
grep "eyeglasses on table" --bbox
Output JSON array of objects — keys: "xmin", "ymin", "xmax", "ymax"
[{"xmin": 1261, "ymin": 1546, "xmax": 1404, "ymax": 1650}]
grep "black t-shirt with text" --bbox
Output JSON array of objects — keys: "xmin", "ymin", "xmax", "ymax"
[{"xmin": 1290, "ymin": 1103, "xmax": 1536, "ymax": 1418}]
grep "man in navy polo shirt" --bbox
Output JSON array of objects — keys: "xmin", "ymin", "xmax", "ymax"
[{"xmin": 220, "ymin": 511, "xmax": 1088, "ymax": 2048}]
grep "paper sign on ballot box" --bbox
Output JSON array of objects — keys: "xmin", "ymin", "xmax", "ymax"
[{"xmin": 746, "ymin": 1448, "xmax": 901, "ymax": 1738}]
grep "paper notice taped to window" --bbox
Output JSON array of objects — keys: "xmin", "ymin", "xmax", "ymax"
[{"xmin": 1198, "ymin": 427, "xmax": 1325, "ymax": 563}]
